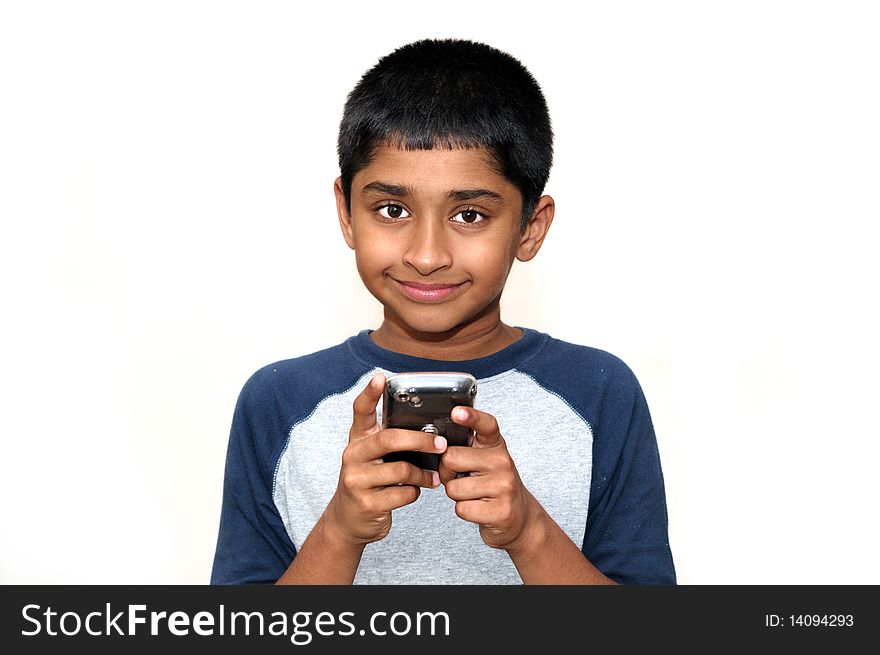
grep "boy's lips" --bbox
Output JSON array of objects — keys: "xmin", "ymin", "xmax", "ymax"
[{"xmin": 392, "ymin": 278, "xmax": 468, "ymax": 302}]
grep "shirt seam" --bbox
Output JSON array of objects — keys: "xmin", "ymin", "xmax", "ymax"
[{"xmin": 271, "ymin": 368, "xmax": 375, "ymax": 502}]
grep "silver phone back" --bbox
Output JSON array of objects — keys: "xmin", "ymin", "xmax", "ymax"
[{"xmin": 381, "ymin": 372, "xmax": 477, "ymax": 469}]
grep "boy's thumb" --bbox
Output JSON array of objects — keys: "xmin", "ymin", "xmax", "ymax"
[{"xmin": 351, "ymin": 373, "xmax": 385, "ymax": 436}]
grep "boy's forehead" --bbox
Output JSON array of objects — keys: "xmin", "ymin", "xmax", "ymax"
[{"xmin": 356, "ymin": 145, "xmax": 515, "ymax": 200}]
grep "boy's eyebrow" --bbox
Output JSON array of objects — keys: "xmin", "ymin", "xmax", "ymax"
[{"xmin": 361, "ymin": 181, "xmax": 505, "ymax": 204}]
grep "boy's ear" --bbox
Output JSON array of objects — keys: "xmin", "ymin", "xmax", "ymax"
[
  {"xmin": 515, "ymin": 195, "xmax": 555, "ymax": 262},
  {"xmin": 334, "ymin": 176, "xmax": 355, "ymax": 250}
]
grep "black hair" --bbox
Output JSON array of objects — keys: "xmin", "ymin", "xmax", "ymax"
[{"xmin": 337, "ymin": 38, "xmax": 553, "ymax": 234}]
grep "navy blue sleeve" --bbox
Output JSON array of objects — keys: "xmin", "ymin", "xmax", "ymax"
[
  {"xmin": 210, "ymin": 367, "xmax": 297, "ymax": 584},
  {"xmin": 581, "ymin": 360, "xmax": 676, "ymax": 585}
]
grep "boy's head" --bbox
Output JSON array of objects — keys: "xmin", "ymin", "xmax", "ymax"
[
  {"xmin": 336, "ymin": 38, "xmax": 554, "ymax": 235},
  {"xmin": 333, "ymin": 39, "xmax": 555, "ymax": 339}
]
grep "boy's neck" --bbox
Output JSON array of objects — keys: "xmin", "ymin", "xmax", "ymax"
[{"xmin": 368, "ymin": 316, "xmax": 524, "ymax": 362}]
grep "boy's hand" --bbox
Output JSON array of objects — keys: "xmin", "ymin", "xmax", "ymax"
[
  {"xmin": 324, "ymin": 373, "xmax": 446, "ymax": 548},
  {"xmin": 438, "ymin": 406, "xmax": 541, "ymax": 552}
]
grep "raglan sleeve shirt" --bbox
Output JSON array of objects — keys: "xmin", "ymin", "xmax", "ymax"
[{"xmin": 210, "ymin": 328, "xmax": 675, "ymax": 585}]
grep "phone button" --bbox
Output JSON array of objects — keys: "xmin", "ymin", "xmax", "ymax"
[{"xmin": 420, "ymin": 425, "xmax": 438, "ymax": 434}]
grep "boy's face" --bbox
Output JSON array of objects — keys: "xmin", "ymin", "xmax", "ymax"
[{"xmin": 335, "ymin": 145, "xmax": 553, "ymax": 337}]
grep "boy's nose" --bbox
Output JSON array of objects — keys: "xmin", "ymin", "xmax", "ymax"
[{"xmin": 403, "ymin": 218, "xmax": 453, "ymax": 275}]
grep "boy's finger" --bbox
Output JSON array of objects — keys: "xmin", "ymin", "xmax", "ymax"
[
  {"xmin": 363, "ymin": 428, "xmax": 447, "ymax": 461},
  {"xmin": 442, "ymin": 474, "xmax": 487, "ymax": 501},
  {"xmin": 441, "ymin": 445, "xmax": 497, "ymax": 476},
  {"xmin": 373, "ymin": 485, "xmax": 422, "ymax": 512},
  {"xmin": 371, "ymin": 461, "xmax": 440, "ymax": 489},
  {"xmin": 438, "ymin": 449, "xmax": 474, "ymax": 484},
  {"xmin": 451, "ymin": 406, "xmax": 503, "ymax": 448},
  {"xmin": 437, "ymin": 455, "xmax": 459, "ymax": 486},
  {"xmin": 350, "ymin": 373, "xmax": 385, "ymax": 439}
]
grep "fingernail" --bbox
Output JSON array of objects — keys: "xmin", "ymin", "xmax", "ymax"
[
  {"xmin": 431, "ymin": 472, "xmax": 440, "ymax": 487},
  {"xmin": 434, "ymin": 435, "xmax": 447, "ymax": 451},
  {"xmin": 453, "ymin": 408, "xmax": 467, "ymax": 420}
]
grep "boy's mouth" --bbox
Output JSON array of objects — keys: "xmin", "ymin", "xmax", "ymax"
[{"xmin": 392, "ymin": 278, "xmax": 467, "ymax": 302}]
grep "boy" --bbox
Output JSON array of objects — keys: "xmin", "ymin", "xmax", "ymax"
[{"xmin": 211, "ymin": 38, "xmax": 675, "ymax": 585}]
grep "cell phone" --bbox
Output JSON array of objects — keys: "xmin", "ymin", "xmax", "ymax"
[{"xmin": 381, "ymin": 371, "xmax": 477, "ymax": 471}]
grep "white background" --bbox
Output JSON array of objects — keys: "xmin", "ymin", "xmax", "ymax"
[{"xmin": 1, "ymin": 1, "xmax": 878, "ymax": 584}]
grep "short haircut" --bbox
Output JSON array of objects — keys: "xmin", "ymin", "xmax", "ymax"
[{"xmin": 337, "ymin": 38, "xmax": 554, "ymax": 234}]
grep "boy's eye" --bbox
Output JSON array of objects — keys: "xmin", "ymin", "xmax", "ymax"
[
  {"xmin": 377, "ymin": 204, "xmax": 411, "ymax": 220},
  {"xmin": 451, "ymin": 209, "xmax": 488, "ymax": 225}
]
